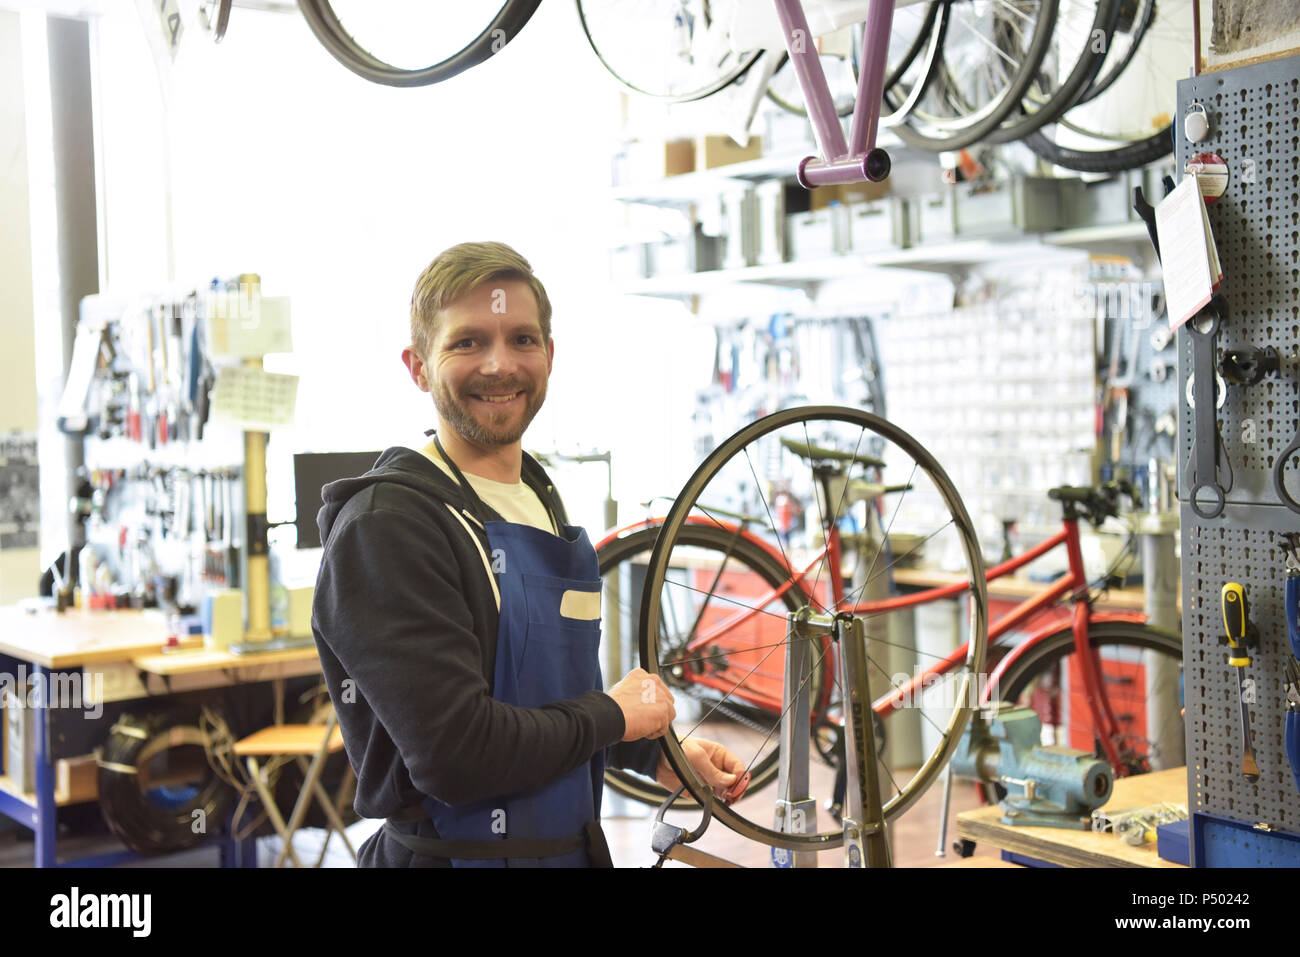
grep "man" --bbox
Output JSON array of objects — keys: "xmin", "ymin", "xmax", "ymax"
[{"xmin": 312, "ymin": 241, "xmax": 745, "ymax": 867}]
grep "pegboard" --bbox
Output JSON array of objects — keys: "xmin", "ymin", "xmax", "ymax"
[
  {"xmin": 1182, "ymin": 504, "xmax": 1299, "ymax": 833},
  {"xmin": 1175, "ymin": 54, "xmax": 1300, "ymax": 851},
  {"xmin": 1176, "ymin": 57, "xmax": 1300, "ymax": 506}
]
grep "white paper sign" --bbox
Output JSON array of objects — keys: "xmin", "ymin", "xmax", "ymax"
[
  {"xmin": 1156, "ymin": 175, "xmax": 1222, "ymax": 331},
  {"xmin": 210, "ymin": 366, "xmax": 299, "ymax": 432}
]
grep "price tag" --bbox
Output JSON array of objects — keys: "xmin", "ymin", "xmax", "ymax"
[{"xmin": 1185, "ymin": 152, "xmax": 1229, "ymax": 203}]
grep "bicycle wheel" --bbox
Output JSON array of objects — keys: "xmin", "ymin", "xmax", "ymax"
[
  {"xmin": 577, "ymin": 0, "xmax": 763, "ymax": 102},
  {"xmin": 598, "ymin": 521, "xmax": 814, "ymax": 807},
  {"xmin": 642, "ymin": 406, "xmax": 987, "ymax": 851},
  {"xmin": 764, "ymin": 4, "xmax": 940, "ymax": 120},
  {"xmin": 297, "ymin": 0, "xmax": 543, "ymax": 88},
  {"xmin": 993, "ymin": 622, "xmax": 1185, "ymax": 774},
  {"xmin": 1023, "ymin": 0, "xmax": 1189, "ymax": 172},
  {"xmin": 892, "ymin": 0, "xmax": 1059, "ymax": 152},
  {"xmin": 981, "ymin": 0, "xmax": 1120, "ymax": 145}
]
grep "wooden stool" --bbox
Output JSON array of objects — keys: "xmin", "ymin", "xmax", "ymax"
[{"xmin": 233, "ymin": 713, "xmax": 357, "ymax": 867}]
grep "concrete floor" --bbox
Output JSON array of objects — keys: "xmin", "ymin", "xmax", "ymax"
[{"xmin": 0, "ymin": 769, "xmax": 1002, "ymax": 868}]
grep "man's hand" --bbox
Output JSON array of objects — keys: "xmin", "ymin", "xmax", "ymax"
[
  {"xmin": 656, "ymin": 738, "xmax": 747, "ymax": 800},
  {"xmin": 608, "ymin": 668, "xmax": 676, "ymax": 742}
]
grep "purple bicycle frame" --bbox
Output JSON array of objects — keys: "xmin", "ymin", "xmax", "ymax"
[{"xmin": 771, "ymin": 0, "xmax": 895, "ymax": 187}]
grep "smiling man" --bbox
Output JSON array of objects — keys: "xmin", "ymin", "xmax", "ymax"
[{"xmin": 311, "ymin": 242, "xmax": 744, "ymax": 867}]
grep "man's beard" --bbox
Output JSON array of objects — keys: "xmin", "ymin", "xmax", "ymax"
[{"xmin": 432, "ymin": 377, "xmax": 547, "ymax": 447}]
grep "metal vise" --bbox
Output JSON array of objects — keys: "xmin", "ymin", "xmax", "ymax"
[{"xmin": 951, "ymin": 706, "xmax": 1114, "ymax": 829}]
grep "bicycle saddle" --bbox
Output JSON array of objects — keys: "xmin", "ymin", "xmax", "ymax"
[{"xmin": 779, "ymin": 437, "xmax": 886, "ymax": 469}]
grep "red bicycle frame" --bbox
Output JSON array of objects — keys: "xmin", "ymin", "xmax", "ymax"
[{"xmin": 598, "ymin": 510, "xmax": 1149, "ymax": 776}]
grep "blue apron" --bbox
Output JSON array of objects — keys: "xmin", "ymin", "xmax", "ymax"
[{"xmin": 385, "ymin": 439, "xmax": 610, "ymax": 867}]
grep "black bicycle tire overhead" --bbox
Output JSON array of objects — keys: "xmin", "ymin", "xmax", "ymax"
[
  {"xmin": 297, "ymin": 0, "xmax": 543, "ymax": 88},
  {"xmin": 1023, "ymin": 121, "xmax": 1173, "ymax": 172},
  {"xmin": 575, "ymin": 0, "xmax": 764, "ymax": 102},
  {"xmin": 598, "ymin": 523, "xmax": 814, "ymax": 808},
  {"xmin": 1073, "ymin": 0, "xmax": 1158, "ymax": 105},
  {"xmin": 765, "ymin": 1, "xmax": 941, "ymax": 119},
  {"xmin": 891, "ymin": 0, "xmax": 1059, "ymax": 152},
  {"xmin": 640, "ymin": 406, "xmax": 988, "ymax": 851},
  {"xmin": 980, "ymin": 0, "xmax": 1121, "ymax": 145},
  {"xmin": 996, "ymin": 621, "xmax": 1184, "ymax": 768}
]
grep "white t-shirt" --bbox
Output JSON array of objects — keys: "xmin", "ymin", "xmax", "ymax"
[{"xmin": 416, "ymin": 440, "xmax": 556, "ymax": 534}]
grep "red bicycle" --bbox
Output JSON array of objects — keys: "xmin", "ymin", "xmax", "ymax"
[{"xmin": 597, "ymin": 407, "xmax": 1183, "ymax": 852}]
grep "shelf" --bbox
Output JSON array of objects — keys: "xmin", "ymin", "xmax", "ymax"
[
  {"xmin": 612, "ymin": 136, "xmax": 908, "ymax": 207},
  {"xmin": 617, "ymin": 238, "xmax": 1084, "ymax": 297},
  {"xmin": 1039, "ymin": 220, "xmax": 1153, "ymax": 248},
  {"xmin": 0, "ymin": 756, "xmax": 99, "ymax": 808}
]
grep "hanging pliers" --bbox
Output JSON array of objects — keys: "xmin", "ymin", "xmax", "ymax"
[{"xmin": 1282, "ymin": 534, "xmax": 1300, "ymax": 792}]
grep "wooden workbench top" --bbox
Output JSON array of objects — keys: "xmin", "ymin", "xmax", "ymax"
[
  {"xmin": 955, "ymin": 766, "xmax": 1188, "ymax": 867},
  {"xmin": 892, "ymin": 568, "xmax": 1157, "ymax": 612},
  {"xmin": 132, "ymin": 645, "xmax": 320, "ymax": 675},
  {"xmin": 0, "ymin": 606, "xmax": 197, "ymax": 668}
]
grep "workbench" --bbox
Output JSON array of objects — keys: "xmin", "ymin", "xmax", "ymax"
[
  {"xmin": 955, "ymin": 766, "xmax": 1189, "ymax": 867},
  {"xmin": 0, "ymin": 605, "xmax": 321, "ymax": 867}
]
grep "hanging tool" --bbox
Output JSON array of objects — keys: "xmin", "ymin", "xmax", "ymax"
[
  {"xmin": 1280, "ymin": 535, "xmax": 1300, "ymax": 793},
  {"xmin": 1187, "ymin": 298, "xmax": 1231, "ymax": 518},
  {"xmin": 1220, "ymin": 582, "xmax": 1260, "ymax": 783},
  {"xmin": 1272, "ymin": 356, "xmax": 1300, "ymax": 514}
]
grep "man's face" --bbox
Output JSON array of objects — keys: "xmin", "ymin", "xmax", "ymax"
[{"xmin": 410, "ymin": 280, "xmax": 553, "ymax": 448}]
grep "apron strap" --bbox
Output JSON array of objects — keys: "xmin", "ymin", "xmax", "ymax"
[
  {"xmin": 432, "ymin": 434, "xmax": 491, "ymax": 525},
  {"xmin": 383, "ymin": 819, "xmax": 613, "ymax": 867},
  {"xmin": 430, "ymin": 432, "xmax": 562, "ymax": 534}
]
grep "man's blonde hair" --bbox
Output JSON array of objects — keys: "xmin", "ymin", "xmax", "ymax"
[{"xmin": 409, "ymin": 241, "xmax": 552, "ymax": 360}]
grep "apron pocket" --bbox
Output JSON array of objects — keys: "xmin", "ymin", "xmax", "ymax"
[{"xmin": 518, "ymin": 574, "xmax": 602, "ymax": 706}]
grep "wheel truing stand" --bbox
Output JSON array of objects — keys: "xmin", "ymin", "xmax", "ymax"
[{"xmin": 651, "ymin": 608, "xmax": 891, "ymax": 868}]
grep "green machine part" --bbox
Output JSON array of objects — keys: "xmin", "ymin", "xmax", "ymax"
[{"xmin": 951, "ymin": 706, "xmax": 1114, "ymax": 829}]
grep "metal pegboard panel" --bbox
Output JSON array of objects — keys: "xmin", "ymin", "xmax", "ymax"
[
  {"xmin": 1176, "ymin": 55, "xmax": 1300, "ymax": 508},
  {"xmin": 1181, "ymin": 502, "xmax": 1299, "ymax": 833}
]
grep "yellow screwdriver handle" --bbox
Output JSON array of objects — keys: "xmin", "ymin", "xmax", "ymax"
[{"xmin": 1221, "ymin": 582, "xmax": 1250, "ymax": 664}]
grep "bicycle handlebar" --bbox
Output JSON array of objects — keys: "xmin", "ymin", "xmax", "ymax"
[{"xmin": 1048, "ymin": 480, "xmax": 1137, "ymax": 525}]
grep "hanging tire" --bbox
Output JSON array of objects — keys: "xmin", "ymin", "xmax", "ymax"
[{"xmin": 96, "ymin": 709, "xmax": 237, "ymax": 855}]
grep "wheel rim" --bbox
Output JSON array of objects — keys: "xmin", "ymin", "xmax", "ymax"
[
  {"xmin": 765, "ymin": 4, "xmax": 939, "ymax": 120},
  {"xmin": 299, "ymin": 0, "xmax": 540, "ymax": 87},
  {"xmin": 1028, "ymin": 0, "xmax": 1190, "ymax": 165},
  {"xmin": 995, "ymin": 624, "xmax": 1185, "ymax": 776},
  {"xmin": 641, "ymin": 406, "xmax": 987, "ymax": 851},
  {"xmin": 599, "ymin": 522, "xmax": 810, "ymax": 807},
  {"xmin": 902, "ymin": 0, "xmax": 1058, "ymax": 140},
  {"xmin": 576, "ymin": 0, "xmax": 763, "ymax": 102}
]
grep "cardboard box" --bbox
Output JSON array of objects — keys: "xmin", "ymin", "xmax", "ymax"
[
  {"xmin": 624, "ymin": 138, "xmax": 695, "ymax": 182},
  {"xmin": 808, "ymin": 177, "xmax": 891, "ymax": 211},
  {"xmin": 4, "ymin": 691, "xmax": 34, "ymax": 793},
  {"xmin": 696, "ymin": 134, "xmax": 762, "ymax": 170}
]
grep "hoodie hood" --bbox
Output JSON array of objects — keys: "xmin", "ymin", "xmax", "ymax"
[
  {"xmin": 317, "ymin": 446, "xmax": 466, "ymax": 549},
  {"xmin": 316, "ymin": 445, "xmax": 566, "ymax": 548}
]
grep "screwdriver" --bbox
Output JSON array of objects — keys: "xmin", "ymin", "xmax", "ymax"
[{"xmin": 1220, "ymin": 582, "xmax": 1260, "ymax": 783}]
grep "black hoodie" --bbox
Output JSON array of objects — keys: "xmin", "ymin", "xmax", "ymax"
[{"xmin": 312, "ymin": 446, "xmax": 659, "ymax": 866}]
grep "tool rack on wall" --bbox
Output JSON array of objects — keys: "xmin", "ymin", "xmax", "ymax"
[{"xmin": 1175, "ymin": 53, "xmax": 1300, "ymax": 865}]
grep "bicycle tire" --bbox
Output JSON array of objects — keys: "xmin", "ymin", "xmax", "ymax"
[
  {"xmin": 765, "ymin": 2, "xmax": 940, "ymax": 119},
  {"xmin": 1023, "ymin": 122, "xmax": 1173, "ymax": 172},
  {"xmin": 1074, "ymin": 0, "xmax": 1158, "ymax": 104},
  {"xmin": 1022, "ymin": 0, "xmax": 1185, "ymax": 172},
  {"xmin": 576, "ymin": 0, "xmax": 763, "ymax": 103},
  {"xmin": 97, "ymin": 709, "xmax": 237, "ymax": 855},
  {"xmin": 598, "ymin": 522, "xmax": 814, "ymax": 808},
  {"xmin": 642, "ymin": 406, "xmax": 987, "ymax": 851},
  {"xmin": 994, "ymin": 621, "xmax": 1184, "ymax": 773},
  {"xmin": 297, "ymin": 0, "xmax": 543, "ymax": 88},
  {"xmin": 980, "ymin": 0, "xmax": 1120, "ymax": 145},
  {"xmin": 891, "ymin": 0, "xmax": 1059, "ymax": 152}
]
